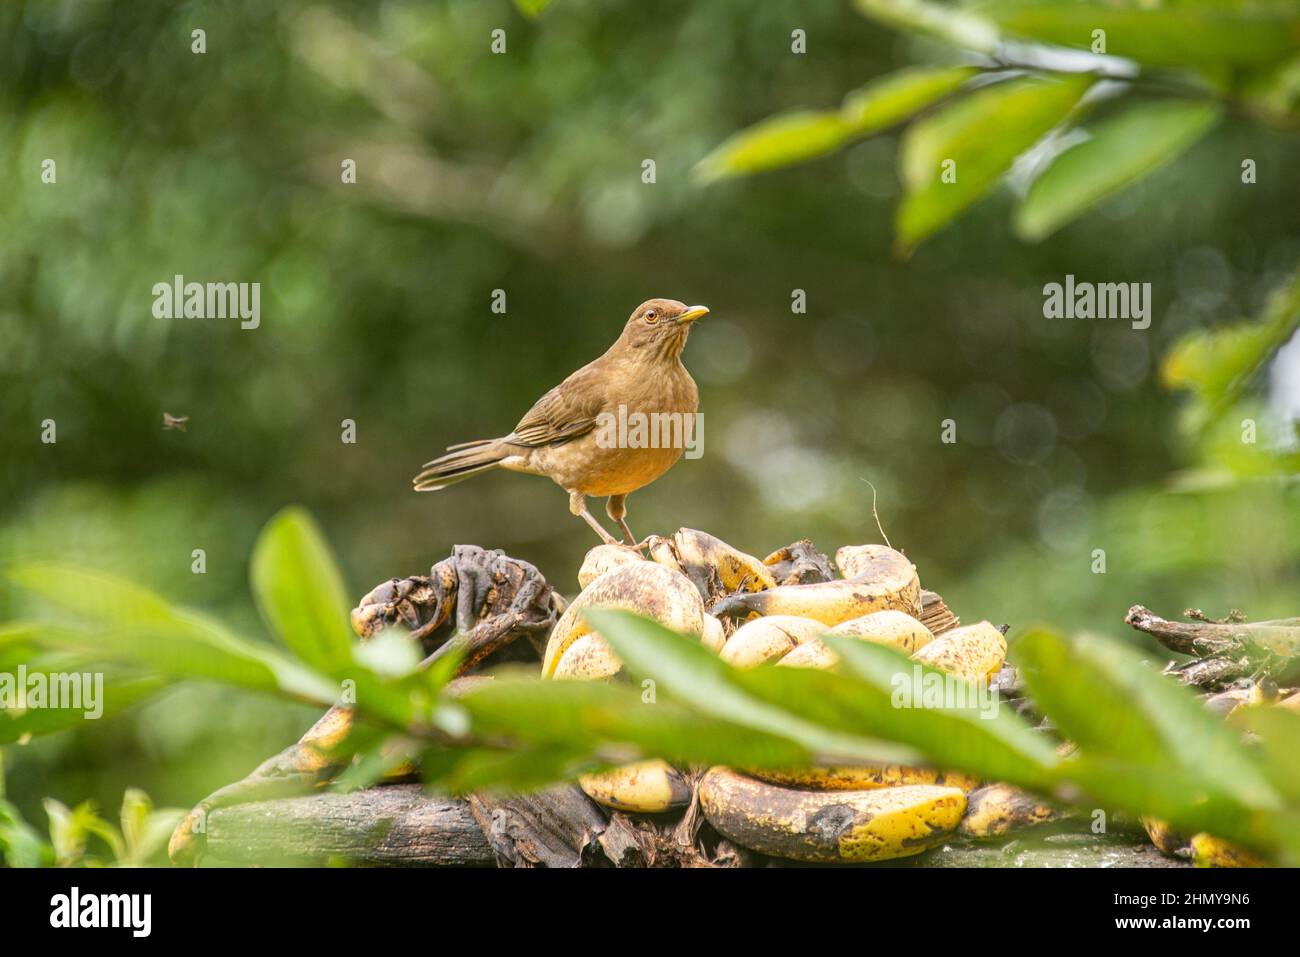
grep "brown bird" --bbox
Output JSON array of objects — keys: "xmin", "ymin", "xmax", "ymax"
[{"xmin": 414, "ymin": 298, "xmax": 708, "ymax": 545}]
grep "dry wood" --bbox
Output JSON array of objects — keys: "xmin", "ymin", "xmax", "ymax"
[
  {"xmin": 1125, "ymin": 604, "xmax": 1300, "ymax": 659},
  {"xmin": 205, "ymin": 784, "xmax": 494, "ymax": 866}
]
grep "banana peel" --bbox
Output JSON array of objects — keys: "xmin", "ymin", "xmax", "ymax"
[
  {"xmin": 699, "ymin": 767, "xmax": 965, "ymax": 864},
  {"xmin": 712, "ymin": 544, "xmax": 921, "ymax": 626}
]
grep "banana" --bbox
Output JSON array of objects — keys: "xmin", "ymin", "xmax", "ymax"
[
  {"xmin": 719, "ymin": 615, "xmax": 827, "ymax": 668},
  {"xmin": 958, "ymin": 783, "xmax": 1061, "ymax": 839},
  {"xmin": 645, "ymin": 528, "xmax": 775, "ymax": 604},
  {"xmin": 578, "ymin": 544, "xmax": 645, "ymax": 589},
  {"xmin": 553, "ymin": 632, "xmax": 624, "ymax": 681},
  {"xmin": 541, "ymin": 562, "xmax": 705, "ymax": 678},
  {"xmin": 910, "ymin": 620, "xmax": 1006, "ymax": 681},
  {"xmin": 700, "ymin": 613, "xmax": 727, "ymax": 654},
  {"xmin": 750, "ymin": 765, "xmax": 978, "ymax": 792},
  {"xmin": 1141, "ymin": 817, "xmax": 1191, "ymax": 857},
  {"xmin": 1190, "ymin": 833, "xmax": 1267, "ymax": 868},
  {"xmin": 778, "ymin": 611, "xmax": 933, "ymax": 669},
  {"xmin": 698, "ymin": 767, "xmax": 966, "ymax": 863},
  {"xmin": 579, "ymin": 759, "xmax": 693, "ymax": 814},
  {"xmin": 711, "ymin": 544, "xmax": 921, "ymax": 626},
  {"xmin": 763, "ymin": 540, "xmax": 835, "ymax": 585}
]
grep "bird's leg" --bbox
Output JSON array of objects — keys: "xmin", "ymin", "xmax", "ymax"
[
  {"xmin": 605, "ymin": 494, "xmax": 639, "ymax": 548},
  {"xmin": 569, "ymin": 491, "xmax": 619, "ymax": 546}
]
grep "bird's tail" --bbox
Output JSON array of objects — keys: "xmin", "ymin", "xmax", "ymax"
[{"xmin": 413, "ymin": 438, "xmax": 510, "ymax": 491}]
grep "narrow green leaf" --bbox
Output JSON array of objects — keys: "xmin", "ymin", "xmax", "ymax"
[
  {"xmin": 1018, "ymin": 628, "xmax": 1279, "ymax": 809},
  {"xmin": 695, "ymin": 110, "xmax": 851, "ymax": 183},
  {"xmin": 896, "ymin": 74, "xmax": 1092, "ymax": 251},
  {"xmin": 854, "ymin": 0, "xmax": 1002, "ymax": 53},
  {"xmin": 1017, "ymin": 100, "xmax": 1221, "ymax": 240},
  {"xmin": 586, "ymin": 609, "xmax": 919, "ymax": 766},
  {"xmin": 983, "ymin": 0, "xmax": 1300, "ymax": 69},
  {"xmin": 251, "ymin": 507, "xmax": 355, "ymax": 673},
  {"xmin": 460, "ymin": 673, "xmax": 812, "ymax": 770},
  {"xmin": 841, "ymin": 66, "xmax": 978, "ymax": 135},
  {"xmin": 817, "ymin": 635, "xmax": 1060, "ymax": 787}
]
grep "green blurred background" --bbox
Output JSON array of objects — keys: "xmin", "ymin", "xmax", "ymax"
[{"xmin": 2, "ymin": 0, "xmax": 1298, "ymax": 835}]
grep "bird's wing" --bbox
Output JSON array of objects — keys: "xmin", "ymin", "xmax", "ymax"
[{"xmin": 508, "ymin": 364, "xmax": 607, "ymax": 447}]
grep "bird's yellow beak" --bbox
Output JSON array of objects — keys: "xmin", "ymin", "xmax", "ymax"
[{"xmin": 677, "ymin": 305, "xmax": 710, "ymax": 324}]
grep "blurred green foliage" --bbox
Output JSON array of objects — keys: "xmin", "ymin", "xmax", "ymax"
[{"xmin": 2, "ymin": 0, "xmax": 1299, "ymax": 842}]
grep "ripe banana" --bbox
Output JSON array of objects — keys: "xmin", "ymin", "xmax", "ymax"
[
  {"xmin": 700, "ymin": 613, "xmax": 727, "ymax": 654},
  {"xmin": 1141, "ymin": 817, "xmax": 1190, "ymax": 857},
  {"xmin": 711, "ymin": 544, "xmax": 921, "ymax": 626},
  {"xmin": 645, "ymin": 527, "xmax": 775, "ymax": 603},
  {"xmin": 763, "ymin": 540, "xmax": 835, "ymax": 585},
  {"xmin": 910, "ymin": 620, "xmax": 1006, "ymax": 681},
  {"xmin": 749, "ymin": 765, "xmax": 978, "ymax": 792},
  {"xmin": 578, "ymin": 544, "xmax": 645, "ymax": 589},
  {"xmin": 719, "ymin": 615, "xmax": 827, "ymax": 668},
  {"xmin": 781, "ymin": 610, "xmax": 935, "ymax": 668},
  {"xmin": 553, "ymin": 632, "xmax": 623, "ymax": 681},
  {"xmin": 958, "ymin": 783, "xmax": 1061, "ymax": 839},
  {"xmin": 698, "ymin": 767, "xmax": 965, "ymax": 863},
  {"xmin": 579, "ymin": 759, "xmax": 693, "ymax": 814},
  {"xmin": 1190, "ymin": 833, "xmax": 1266, "ymax": 868},
  {"xmin": 541, "ymin": 562, "xmax": 705, "ymax": 678}
]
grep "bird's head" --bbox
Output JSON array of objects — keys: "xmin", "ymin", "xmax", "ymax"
[{"xmin": 617, "ymin": 298, "xmax": 709, "ymax": 359}]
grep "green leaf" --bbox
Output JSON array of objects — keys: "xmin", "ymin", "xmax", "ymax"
[
  {"xmin": 842, "ymin": 66, "xmax": 979, "ymax": 134},
  {"xmin": 896, "ymin": 74, "xmax": 1092, "ymax": 251},
  {"xmin": 8, "ymin": 563, "xmax": 346, "ymax": 704},
  {"xmin": 982, "ymin": 0, "xmax": 1300, "ymax": 69},
  {"xmin": 695, "ymin": 111, "xmax": 851, "ymax": 183},
  {"xmin": 1017, "ymin": 628, "xmax": 1279, "ymax": 809},
  {"xmin": 584, "ymin": 609, "xmax": 919, "ymax": 766},
  {"xmin": 816, "ymin": 635, "xmax": 1060, "ymax": 787},
  {"xmin": 0, "ymin": 674, "xmax": 164, "ymax": 744},
  {"xmin": 696, "ymin": 66, "xmax": 977, "ymax": 184},
  {"xmin": 513, "ymin": 0, "xmax": 554, "ymax": 18},
  {"xmin": 1233, "ymin": 706, "xmax": 1300, "ymax": 803},
  {"xmin": 854, "ymin": 0, "xmax": 1002, "ymax": 54},
  {"xmin": 459, "ymin": 672, "xmax": 813, "ymax": 770},
  {"xmin": 1162, "ymin": 266, "xmax": 1300, "ymax": 433},
  {"xmin": 1017, "ymin": 100, "xmax": 1221, "ymax": 240},
  {"xmin": 0, "ymin": 799, "xmax": 54, "ymax": 868},
  {"xmin": 251, "ymin": 507, "xmax": 355, "ymax": 674}
]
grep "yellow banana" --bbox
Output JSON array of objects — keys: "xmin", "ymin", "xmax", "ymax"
[
  {"xmin": 578, "ymin": 544, "xmax": 645, "ymax": 589},
  {"xmin": 750, "ymin": 765, "xmax": 978, "ymax": 792},
  {"xmin": 1190, "ymin": 833, "xmax": 1267, "ymax": 868},
  {"xmin": 698, "ymin": 767, "xmax": 965, "ymax": 863},
  {"xmin": 958, "ymin": 783, "xmax": 1060, "ymax": 839},
  {"xmin": 910, "ymin": 620, "xmax": 1006, "ymax": 681},
  {"xmin": 553, "ymin": 632, "xmax": 623, "ymax": 681},
  {"xmin": 711, "ymin": 544, "xmax": 921, "ymax": 626},
  {"xmin": 645, "ymin": 528, "xmax": 775, "ymax": 605},
  {"xmin": 541, "ymin": 562, "xmax": 704, "ymax": 678},
  {"xmin": 579, "ymin": 760, "xmax": 693, "ymax": 814},
  {"xmin": 719, "ymin": 615, "xmax": 826, "ymax": 668},
  {"xmin": 700, "ymin": 613, "xmax": 727, "ymax": 654},
  {"xmin": 781, "ymin": 610, "xmax": 935, "ymax": 668},
  {"xmin": 1141, "ymin": 817, "xmax": 1190, "ymax": 857}
]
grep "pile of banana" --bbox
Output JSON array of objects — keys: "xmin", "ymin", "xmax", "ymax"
[{"xmin": 540, "ymin": 528, "xmax": 1026, "ymax": 864}]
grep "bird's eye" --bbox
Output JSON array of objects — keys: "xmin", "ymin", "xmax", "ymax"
[{"xmin": 645, "ymin": 309, "xmax": 658, "ymax": 323}]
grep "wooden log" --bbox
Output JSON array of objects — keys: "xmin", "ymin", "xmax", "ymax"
[{"xmin": 205, "ymin": 784, "xmax": 495, "ymax": 866}]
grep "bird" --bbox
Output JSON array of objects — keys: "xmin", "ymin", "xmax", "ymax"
[{"xmin": 414, "ymin": 298, "xmax": 709, "ymax": 546}]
